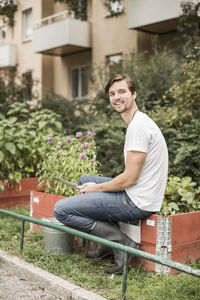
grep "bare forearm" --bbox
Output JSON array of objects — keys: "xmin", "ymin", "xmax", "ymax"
[
  {"xmin": 96, "ymin": 172, "xmax": 136, "ymax": 192},
  {"xmin": 78, "ymin": 151, "xmax": 146, "ymax": 194}
]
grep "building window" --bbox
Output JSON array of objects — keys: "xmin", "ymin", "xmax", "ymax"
[
  {"xmin": 106, "ymin": 53, "xmax": 122, "ymax": 73},
  {"xmin": 23, "ymin": 9, "xmax": 32, "ymax": 41},
  {"xmin": 71, "ymin": 66, "xmax": 88, "ymax": 99},
  {"xmin": 0, "ymin": 27, "xmax": 6, "ymax": 40}
]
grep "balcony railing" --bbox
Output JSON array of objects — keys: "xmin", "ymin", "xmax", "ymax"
[
  {"xmin": 32, "ymin": 10, "xmax": 91, "ymax": 55},
  {"xmin": 128, "ymin": 0, "xmax": 199, "ymax": 34}
]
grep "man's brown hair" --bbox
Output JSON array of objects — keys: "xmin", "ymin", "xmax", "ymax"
[{"xmin": 105, "ymin": 74, "xmax": 136, "ymax": 95}]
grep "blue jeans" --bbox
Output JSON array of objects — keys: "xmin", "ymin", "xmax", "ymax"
[{"xmin": 54, "ymin": 175, "xmax": 153, "ymax": 233}]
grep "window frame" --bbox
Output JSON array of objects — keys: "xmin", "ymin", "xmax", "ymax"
[
  {"xmin": 0, "ymin": 26, "xmax": 7, "ymax": 41},
  {"xmin": 70, "ymin": 65, "xmax": 89, "ymax": 99},
  {"xmin": 23, "ymin": 8, "xmax": 32, "ymax": 42}
]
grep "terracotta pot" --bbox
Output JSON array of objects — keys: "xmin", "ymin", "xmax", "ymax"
[
  {"xmin": 0, "ymin": 178, "xmax": 43, "ymax": 209},
  {"xmin": 132, "ymin": 211, "xmax": 200, "ymax": 274}
]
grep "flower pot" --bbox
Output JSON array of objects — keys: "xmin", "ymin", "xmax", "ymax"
[
  {"xmin": 129, "ymin": 211, "xmax": 200, "ymax": 274},
  {"xmin": 41, "ymin": 217, "xmax": 74, "ymax": 255},
  {"xmin": 0, "ymin": 178, "xmax": 43, "ymax": 208}
]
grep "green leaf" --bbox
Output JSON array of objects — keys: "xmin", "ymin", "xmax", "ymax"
[
  {"xmin": 181, "ymin": 176, "xmax": 192, "ymax": 187},
  {"xmin": 168, "ymin": 202, "xmax": 179, "ymax": 211},
  {"xmin": 38, "ymin": 121, "xmax": 47, "ymax": 129},
  {"xmin": 0, "ymin": 113, "xmax": 5, "ymax": 120},
  {"xmin": 8, "ymin": 117, "xmax": 18, "ymax": 123},
  {"xmin": 5, "ymin": 142, "xmax": 16, "ymax": 155},
  {"xmin": 55, "ymin": 121, "xmax": 62, "ymax": 131},
  {"xmin": 17, "ymin": 143, "xmax": 23, "ymax": 150},
  {"xmin": 0, "ymin": 151, "xmax": 4, "ymax": 163}
]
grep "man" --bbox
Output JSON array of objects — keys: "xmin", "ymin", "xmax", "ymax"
[{"xmin": 54, "ymin": 74, "xmax": 168, "ymax": 274}]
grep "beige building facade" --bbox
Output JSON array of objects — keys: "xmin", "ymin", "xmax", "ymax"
[{"xmin": 0, "ymin": 0, "xmax": 195, "ymax": 100}]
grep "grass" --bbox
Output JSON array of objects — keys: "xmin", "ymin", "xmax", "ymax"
[{"xmin": 0, "ymin": 207, "xmax": 200, "ymax": 300}]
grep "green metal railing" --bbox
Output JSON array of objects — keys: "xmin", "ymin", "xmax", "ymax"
[{"xmin": 0, "ymin": 209, "xmax": 199, "ymax": 300}]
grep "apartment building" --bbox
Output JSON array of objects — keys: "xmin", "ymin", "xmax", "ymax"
[{"xmin": 0, "ymin": 0, "xmax": 194, "ymax": 100}]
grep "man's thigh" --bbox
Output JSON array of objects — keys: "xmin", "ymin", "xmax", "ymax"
[{"xmin": 55, "ymin": 190, "xmax": 137, "ymax": 223}]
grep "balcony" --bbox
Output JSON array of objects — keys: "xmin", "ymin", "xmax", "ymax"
[
  {"xmin": 0, "ymin": 44, "xmax": 16, "ymax": 67},
  {"xmin": 128, "ymin": 0, "xmax": 199, "ymax": 34},
  {"xmin": 32, "ymin": 11, "xmax": 91, "ymax": 56}
]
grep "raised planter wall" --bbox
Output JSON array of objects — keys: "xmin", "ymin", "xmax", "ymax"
[
  {"xmin": 133, "ymin": 212, "xmax": 200, "ymax": 274},
  {"xmin": 0, "ymin": 178, "xmax": 42, "ymax": 208},
  {"xmin": 30, "ymin": 190, "xmax": 63, "ymax": 230}
]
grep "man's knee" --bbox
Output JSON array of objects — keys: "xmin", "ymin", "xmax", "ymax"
[{"xmin": 54, "ymin": 201, "xmax": 64, "ymax": 221}]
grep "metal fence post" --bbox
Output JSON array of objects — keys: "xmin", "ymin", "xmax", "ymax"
[
  {"xmin": 122, "ymin": 252, "xmax": 129, "ymax": 299},
  {"xmin": 20, "ymin": 220, "xmax": 25, "ymax": 251}
]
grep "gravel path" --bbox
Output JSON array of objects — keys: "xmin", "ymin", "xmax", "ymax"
[{"xmin": 0, "ymin": 265, "xmax": 60, "ymax": 300}]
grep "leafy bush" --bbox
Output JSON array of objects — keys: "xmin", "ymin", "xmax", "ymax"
[
  {"xmin": 37, "ymin": 130, "xmax": 100, "ymax": 196},
  {"xmin": 120, "ymin": 45, "xmax": 181, "ymax": 110},
  {"xmin": 160, "ymin": 176, "xmax": 200, "ymax": 216},
  {"xmin": 0, "ymin": 67, "xmax": 37, "ymax": 116},
  {"xmin": 0, "ymin": 102, "xmax": 62, "ymax": 183},
  {"xmin": 150, "ymin": 46, "xmax": 200, "ymax": 182}
]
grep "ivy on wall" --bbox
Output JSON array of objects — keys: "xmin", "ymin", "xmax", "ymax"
[
  {"xmin": 55, "ymin": 0, "xmax": 124, "ymax": 18},
  {"xmin": 101, "ymin": 0, "xmax": 124, "ymax": 16},
  {"xmin": 0, "ymin": 1, "xmax": 17, "ymax": 27}
]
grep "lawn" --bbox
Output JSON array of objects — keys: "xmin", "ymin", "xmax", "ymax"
[{"xmin": 0, "ymin": 207, "xmax": 199, "ymax": 300}]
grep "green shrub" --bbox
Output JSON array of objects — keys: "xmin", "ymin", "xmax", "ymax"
[
  {"xmin": 37, "ymin": 130, "xmax": 100, "ymax": 196},
  {"xmin": 150, "ymin": 46, "xmax": 200, "ymax": 182},
  {"xmin": 160, "ymin": 176, "xmax": 200, "ymax": 216},
  {"xmin": 0, "ymin": 102, "xmax": 62, "ymax": 183}
]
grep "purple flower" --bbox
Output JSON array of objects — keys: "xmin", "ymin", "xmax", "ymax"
[
  {"xmin": 80, "ymin": 152, "xmax": 86, "ymax": 159},
  {"xmin": 57, "ymin": 141, "xmax": 62, "ymax": 145},
  {"xmin": 75, "ymin": 131, "xmax": 83, "ymax": 138},
  {"xmin": 82, "ymin": 142, "xmax": 89, "ymax": 149},
  {"xmin": 47, "ymin": 136, "xmax": 53, "ymax": 143},
  {"xmin": 62, "ymin": 151, "xmax": 67, "ymax": 156},
  {"xmin": 87, "ymin": 130, "xmax": 93, "ymax": 138},
  {"xmin": 91, "ymin": 158, "xmax": 96, "ymax": 163},
  {"xmin": 66, "ymin": 137, "xmax": 72, "ymax": 144},
  {"xmin": 56, "ymin": 145, "xmax": 61, "ymax": 148}
]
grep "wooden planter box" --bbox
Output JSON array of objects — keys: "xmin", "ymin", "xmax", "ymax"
[
  {"xmin": 30, "ymin": 190, "xmax": 64, "ymax": 230},
  {"xmin": 131, "ymin": 212, "xmax": 200, "ymax": 275},
  {"xmin": 0, "ymin": 178, "xmax": 42, "ymax": 209}
]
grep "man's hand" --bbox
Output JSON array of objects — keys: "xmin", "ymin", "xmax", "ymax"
[{"xmin": 78, "ymin": 182, "xmax": 98, "ymax": 194}]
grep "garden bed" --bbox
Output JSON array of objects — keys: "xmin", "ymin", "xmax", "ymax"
[{"xmin": 0, "ymin": 178, "xmax": 43, "ymax": 209}]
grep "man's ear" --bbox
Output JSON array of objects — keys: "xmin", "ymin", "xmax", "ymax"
[{"xmin": 132, "ymin": 91, "xmax": 137, "ymax": 100}]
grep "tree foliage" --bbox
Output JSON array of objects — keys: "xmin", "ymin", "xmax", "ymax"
[{"xmin": 150, "ymin": 46, "xmax": 200, "ymax": 182}]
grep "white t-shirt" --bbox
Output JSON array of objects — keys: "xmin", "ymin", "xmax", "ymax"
[{"xmin": 124, "ymin": 111, "xmax": 168, "ymax": 212}]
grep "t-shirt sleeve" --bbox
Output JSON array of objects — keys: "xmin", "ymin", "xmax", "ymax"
[{"xmin": 125, "ymin": 122, "xmax": 150, "ymax": 153}]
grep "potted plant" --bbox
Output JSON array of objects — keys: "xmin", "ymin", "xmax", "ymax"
[
  {"xmin": 31, "ymin": 130, "xmax": 99, "ymax": 230},
  {"xmin": 0, "ymin": 101, "xmax": 63, "ymax": 208}
]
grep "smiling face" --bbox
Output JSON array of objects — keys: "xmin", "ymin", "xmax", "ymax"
[{"xmin": 108, "ymin": 79, "xmax": 137, "ymax": 114}]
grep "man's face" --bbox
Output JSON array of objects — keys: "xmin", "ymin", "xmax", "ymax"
[{"xmin": 108, "ymin": 80, "xmax": 136, "ymax": 114}]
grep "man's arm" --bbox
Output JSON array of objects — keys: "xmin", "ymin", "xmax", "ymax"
[{"xmin": 79, "ymin": 150, "xmax": 146, "ymax": 194}]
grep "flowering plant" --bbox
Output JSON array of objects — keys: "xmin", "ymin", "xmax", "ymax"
[{"xmin": 37, "ymin": 130, "xmax": 100, "ymax": 196}]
